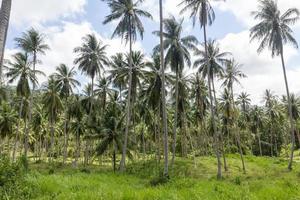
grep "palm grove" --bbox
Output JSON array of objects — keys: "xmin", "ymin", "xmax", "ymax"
[{"xmin": 0, "ymin": 0, "xmax": 299, "ymax": 180}]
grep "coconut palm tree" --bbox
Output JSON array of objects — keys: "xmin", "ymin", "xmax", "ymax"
[
  {"xmin": 0, "ymin": 102, "xmax": 17, "ymax": 155},
  {"xmin": 159, "ymin": 0, "xmax": 169, "ymax": 177},
  {"xmin": 109, "ymin": 53, "xmax": 126, "ymax": 102},
  {"xmin": 42, "ymin": 77, "xmax": 63, "ymax": 162},
  {"xmin": 0, "ymin": 0, "xmax": 12, "ymax": 82},
  {"xmin": 95, "ymin": 92, "xmax": 124, "ymax": 172},
  {"xmin": 193, "ymin": 39, "xmax": 229, "ymax": 175},
  {"xmin": 153, "ymin": 16, "xmax": 198, "ymax": 165},
  {"xmin": 237, "ymin": 92, "xmax": 251, "ymax": 114},
  {"xmin": 194, "ymin": 39, "xmax": 230, "ymax": 101},
  {"xmin": 102, "ymin": 0, "xmax": 152, "ymax": 171},
  {"xmin": 179, "ymin": 0, "xmax": 223, "ymax": 179},
  {"xmin": 221, "ymin": 59, "xmax": 247, "ymax": 173},
  {"xmin": 15, "ymin": 28, "xmax": 49, "ymax": 157},
  {"xmin": 53, "ymin": 64, "xmax": 80, "ymax": 164},
  {"xmin": 74, "ymin": 34, "xmax": 108, "ymax": 115},
  {"xmin": 95, "ymin": 76, "xmax": 112, "ymax": 112},
  {"xmin": 6, "ymin": 52, "xmax": 43, "ymax": 160},
  {"xmin": 250, "ymin": 0, "xmax": 299, "ymax": 170},
  {"xmin": 68, "ymin": 95, "xmax": 85, "ymax": 167}
]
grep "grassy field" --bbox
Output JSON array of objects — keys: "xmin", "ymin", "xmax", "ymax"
[{"xmin": 26, "ymin": 154, "xmax": 300, "ymax": 200}]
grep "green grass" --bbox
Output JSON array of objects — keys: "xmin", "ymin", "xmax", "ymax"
[{"xmin": 26, "ymin": 155, "xmax": 300, "ymax": 200}]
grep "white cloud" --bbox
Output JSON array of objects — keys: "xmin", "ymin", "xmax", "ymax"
[
  {"xmin": 9, "ymin": 0, "xmax": 87, "ymax": 27},
  {"xmin": 218, "ymin": 30, "xmax": 300, "ymax": 104},
  {"xmin": 213, "ymin": 0, "xmax": 300, "ymax": 28},
  {"xmin": 4, "ymin": 21, "xmax": 144, "ymax": 89}
]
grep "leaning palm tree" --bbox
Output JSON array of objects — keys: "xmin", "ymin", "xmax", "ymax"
[
  {"xmin": 42, "ymin": 77, "xmax": 63, "ymax": 162},
  {"xmin": 153, "ymin": 16, "xmax": 198, "ymax": 165},
  {"xmin": 180, "ymin": 0, "xmax": 223, "ymax": 179},
  {"xmin": 53, "ymin": 64, "xmax": 80, "ymax": 164},
  {"xmin": 102, "ymin": 0, "xmax": 152, "ymax": 172},
  {"xmin": 0, "ymin": 0, "xmax": 12, "ymax": 82},
  {"xmin": 250, "ymin": 0, "xmax": 299, "ymax": 170},
  {"xmin": 15, "ymin": 28, "xmax": 49, "ymax": 157}
]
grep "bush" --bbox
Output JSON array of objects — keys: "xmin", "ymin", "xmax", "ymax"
[
  {"xmin": 0, "ymin": 155, "xmax": 34, "ymax": 200},
  {"xmin": 150, "ymin": 172, "xmax": 169, "ymax": 186}
]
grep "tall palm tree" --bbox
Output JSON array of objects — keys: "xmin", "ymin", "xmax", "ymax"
[
  {"xmin": 15, "ymin": 28, "xmax": 49, "ymax": 157},
  {"xmin": 221, "ymin": 59, "xmax": 247, "ymax": 173},
  {"xmin": 0, "ymin": 0, "xmax": 12, "ymax": 82},
  {"xmin": 74, "ymin": 34, "xmax": 108, "ymax": 115},
  {"xmin": 180, "ymin": 0, "xmax": 223, "ymax": 179},
  {"xmin": 154, "ymin": 16, "xmax": 198, "ymax": 164},
  {"xmin": 42, "ymin": 77, "xmax": 63, "ymax": 162},
  {"xmin": 6, "ymin": 52, "xmax": 43, "ymax": 160},
  {"xmin": 250, "ymin": 0, "xmax": 299, "ymax": 170},
  {"xmin": 102, "ymin": 0, "xmax": 152, "ymax": 172},
  {"xmin": 159, "ymin": 0, "xmax": 169, "ymax": 177},
  {"xmin": 237, "ymin": 92, "xmax": 251, "ymax": 114},
  {"xmin": 193, "ymin": 39, "xmax": 229, "ymax": 175},
  {"xmin": 53, "ymin": 64, "xmax": 80, "ymax": 164}
]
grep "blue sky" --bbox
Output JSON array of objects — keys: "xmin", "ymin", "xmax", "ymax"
[{"xmin": 3, "ymin": 0, "xmax": 300, "ymax": 104}]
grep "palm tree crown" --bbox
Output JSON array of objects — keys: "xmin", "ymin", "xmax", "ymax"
[
  {"xmin": 250, "ymin": 0, "xmax": 299, "ymax": 57},
  {"xmin": 102, "ymin": 0, "xmax": 153, "ymax": 41}
]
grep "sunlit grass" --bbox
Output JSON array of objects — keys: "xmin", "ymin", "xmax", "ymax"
[{"xmin": 27, "ymin": 154, "xmax": 300, "ymax": 200}]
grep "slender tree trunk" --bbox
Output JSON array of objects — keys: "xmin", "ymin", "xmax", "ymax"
[
  {"xmin": 12, "ymin": 97, "xmax": 23, "ymax": 161},
  {"xmin": 49, "ymin": 110, "xmax": 55, "ymax": 163},
  {"xmin": 203, "ymin": 22, "xmax": 222, "ymax": 179},
  {"xmin": 0, "ymin": 0, "xmax": 12, "ymax": 83},
  {"xmin": 25, "ymin": 52, "xmax": 37, "ymax": 159},
  {"xmin": 75, "ymin": 129, "xmax": 80, "ymax": 167},
  {"xmin": 171, "ymin": 72, "xmax": 179, "ymax": 164},
  {"xmin": 159, "ymin": 0, "xmax": 169, "ymax": 177},
  {"xmin": 63, "ymin": 98, "xmax": 69, "ymax": 164},
  {"xmin": 231, "ymin": 86, "xmax": 246, "ymax": 173},
  {"xmin": 113, "ymin": 140, "xmax": 116, "ymax": 172},
  {"xmin": 281, "ymin": 48, "xmax": 296, "ymax": 170},
  {"xmin": 120, "ymin": 16, "xmax": 133, "ymax": 172},
  {"xmin": 258, "ymin": 133, "xmax": 262, "ymax": 156}
]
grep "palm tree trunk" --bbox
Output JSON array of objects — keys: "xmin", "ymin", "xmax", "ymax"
[
  {"xmin": 231, "ymin": 86, "xmax": 245, "ymax": 173},
  {"xmin": 63, "ymin": 98, "xmax": 69, "ymax": 164},
  {"xmin": 0, "ymin": 0, "xmax": 12, "ymax": 83},
  {"xmin": 120, "ymin": 16, "xmax": 133, "ymax": 172},
  {"xmin": 280, "ymin": 48, "xmax": 296, "ymax": 170},
  {"xmin": 258, "ymin": 133, "xmax": 262, "ymax": 156},
  {"xmin": 25, "ymin": 52, "xmax": 37, "ymax": 159},
  {"xmin": 113, "ymin": 141, "xmax": 116, "ymax": 173},
  {"xmin": 75, "ymin": 128, "xmax": 80, "ymax": 167},
  {"xmin": 12, "ymin": 97, "xmax": 23, "ymax": 161},
  {"xmin": 49, "ymin": 111, "xmax": 55, "ymax": 163},
  {"xmin": 203, "ymin": 22, "xmax": 222, "ymax": 180},
  {"xmin": 171, "ymin": 72, "xmax": 179, "ymax": 164},
  {"xmin": 159, "ymin": 0, "xmax": 169, "ymax": 177}
]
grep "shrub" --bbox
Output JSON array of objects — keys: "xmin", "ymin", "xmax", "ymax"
[{"xmin": 0, "ymin": 155, "xmax": 34, "ymax": 200}]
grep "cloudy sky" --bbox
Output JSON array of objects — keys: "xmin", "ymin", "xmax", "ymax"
[{"xmin": 3, "ymin": 0, "xmax": 300, "ymax": 104}]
